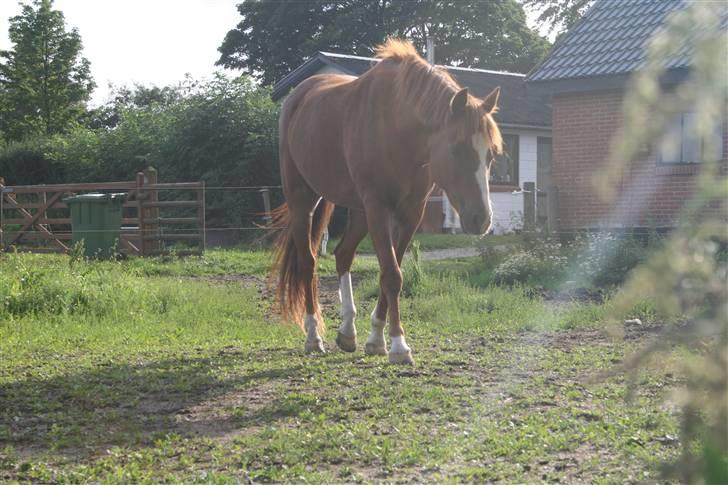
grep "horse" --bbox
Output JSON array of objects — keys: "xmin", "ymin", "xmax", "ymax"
[{"xmin": 273, "ymin": 39, "xmax": 502, "ymax": 364}]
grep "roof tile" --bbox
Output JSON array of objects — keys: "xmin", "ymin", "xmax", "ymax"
[
  {"xmin": 526, "ymin": 0, "xmax": 720, "ymax": 82},
  {"xmin": 272, "ymin": 52, "xmax": 552, "ymax": 128}
]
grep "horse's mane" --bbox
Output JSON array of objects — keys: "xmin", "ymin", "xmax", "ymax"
[{"xmin": 373, "ymin": 39, "xmax": 502, "ymax": 154}]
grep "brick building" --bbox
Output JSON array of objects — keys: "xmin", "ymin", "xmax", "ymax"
[{"xmin": 526, "ymin": 0, "xmax": 727, "ymax": 231}]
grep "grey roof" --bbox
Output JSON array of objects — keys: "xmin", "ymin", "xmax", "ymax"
[
  {"xmin": 272, "ymin": 52, "xmax": 551, "ymax": 129},
  {"xmin": 527, "ymin": 0, "xmax": 728, "ymax": 83}
]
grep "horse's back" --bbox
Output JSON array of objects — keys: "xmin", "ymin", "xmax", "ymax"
[
  {"xmin": 281, "ymin": 74, "xmax": 354, "ymax": 122},
  {"xmin": 281, "ymin": 74, "xmax": 363, "ymax": 208}
]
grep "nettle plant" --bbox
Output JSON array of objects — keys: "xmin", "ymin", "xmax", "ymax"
[{"xmin": 599, "ymin": 2, "xmax": 727, "ymax": 482}]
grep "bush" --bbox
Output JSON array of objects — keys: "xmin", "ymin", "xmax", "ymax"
[
  {"xmin": 487, "ymin": 232, "xmax": 657, "ymax": 289},
  {"xmin": 0, "ymin": 74, "xmax": 281, "ymax": 232},
  {"xmin": 571, "ymin": 232, "xmax": 650, "ymax": 287},
  {"xmin": 492, "ymin": 238, "xmax": 567, "ymax": 286},
  {"xmin": 0, "ymin": 138, "xmax": 68, "ymax": 185}
]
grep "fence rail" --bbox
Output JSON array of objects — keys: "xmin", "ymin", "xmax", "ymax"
[{"xmin": 0, "ymin": 167, "xmax": 205, "ymax": 256}]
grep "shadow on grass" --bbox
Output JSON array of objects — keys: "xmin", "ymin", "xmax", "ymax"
[{"xmin": 0, "ymin": 348, "xmax": 337, "ymax": 458}]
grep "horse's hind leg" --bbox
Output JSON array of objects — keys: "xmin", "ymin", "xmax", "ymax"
[
  {"xmin": 281, "ymin": 150, "xmax": 330, "ymax": 353},
  {"xmin": 333, "ymin": 209, "xmax": 369, "ymax": 352},
  {"xmin": 292, "ymin": 212, "xmax": 323, "ymax": 354}
]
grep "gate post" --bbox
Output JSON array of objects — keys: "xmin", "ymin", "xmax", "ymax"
[
  {"xmin": 260, "ymin": 188, "xmax": 272, "ymax": 224},
  {"xmin": 547, "ymin": 185, "xmax": 560, "ymax": 235},
  {"xmin": 523, "ymin": 181, "xmax": 536, "ymax": 232},
  {"xmin": 136, "ymin": 172, "xmax": 146, "ymax": 255},
  {"xmin": 143, "ymin": 166, "xmax": 160, "ymax": 254}
]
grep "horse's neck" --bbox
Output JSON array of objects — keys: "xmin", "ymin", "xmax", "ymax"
[{"xmin": 395, "ymin": 65, "xmax": 456, "ymax": 130}]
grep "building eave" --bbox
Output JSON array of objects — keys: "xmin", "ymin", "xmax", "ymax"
[
  {"xmin": 526, "ymin": 67, "xmax": 690, "ymax": 96},
  {"xmin": 498, "ymin": 123, "xmax": 552, "ymax": 132}
]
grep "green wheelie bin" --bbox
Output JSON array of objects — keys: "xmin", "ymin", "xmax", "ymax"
[{"xmin": 64, "ymin": 193, "xmax": 126, "ymax": 258}]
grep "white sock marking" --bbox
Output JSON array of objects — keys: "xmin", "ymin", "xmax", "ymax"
[
  {"xmin": 305, "ymin": 314, "xmax": 320, "ymax": 342},
  {"xmin": 367, "ymin": 303, "xmax": 386, "ymax": 347},
  {"xmin": 338, "ymin": 272, "xmax": 357, "ymax": 337},
  {"xmin": 391, "ymin": 335, "xmax": 411, "ymax": 354}
]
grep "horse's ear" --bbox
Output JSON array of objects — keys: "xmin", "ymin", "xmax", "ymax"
[
  {"xmin": 481, "ymin": 86, "xmax": 500, "ymax": 113},
  {"xmin": 450, "ymin": 88, "xmax": 469, "ymax": 117}
]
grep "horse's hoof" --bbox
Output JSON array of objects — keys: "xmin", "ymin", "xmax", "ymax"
[
  {"xmin": 388, "ymin": 350, "xmax": 414, "ymax": 365},
  {"xmin": 365, "ymin": 342, "xmax": 387, "ymax": 356},
  {"xmin": 304, "ymin": 338, "xmax": 326, "ymax": 354},
  {"xmin": 336, "ymin": 332, "xmax": 357, "ymax": 352}
]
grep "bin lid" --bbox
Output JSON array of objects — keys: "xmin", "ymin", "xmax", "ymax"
[{"xmin": 63, "ymin": 193, "xmax": 127, "ymax": 204}]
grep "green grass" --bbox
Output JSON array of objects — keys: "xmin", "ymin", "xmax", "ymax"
[
  {"xmin": 0, "ymin": 249, "xmax": 682, "ymax": 483},
  {"xmin": 329, "ymin": 232, "xmax": 519, "ymax": 254}
]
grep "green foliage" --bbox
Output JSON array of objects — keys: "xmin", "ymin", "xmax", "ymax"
[
  {"xmin": 570, "ymin": 232, "xmax": 650, "ymax": 288},
  {"xmin": 0, "ymin": 0, "xmax": 95, "ymax": 142},
  {"xmin": 217, "ymin": 0, "xmax": 551, "ymax": 85},
  {"xmin": 485, "ymin": 233, "xmax": 659, "ymax": 289},
  {"xmin": 0, "ymin": 74, "xmax": 280, "ymax": 228},
  {"xmin": 401, "ymin": 241, "xmax": 425, "ymax": 297},
  {"xmin": 492, "ymin": 239, "xmax": 567, "ymax": 286},
  {"xmin": 0, "ymin": 136, "xmax": 68, "ymax": 184},
  {"xmin": 600, "ymin": 2, "xmax": 728, "ymax": 482}
]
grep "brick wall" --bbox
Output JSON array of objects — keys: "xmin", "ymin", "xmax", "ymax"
[{"xmin": 552, "ymin": 90, "xmax": 727, "ymax": 229}]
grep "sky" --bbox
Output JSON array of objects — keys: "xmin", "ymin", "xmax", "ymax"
[
  {"xmin": 0, "ymin": 1, "xmax": 548, "ymax": 107},
  {"xmin": 0, "ymin": 0, "xmax": 243, "ymax": 106}
]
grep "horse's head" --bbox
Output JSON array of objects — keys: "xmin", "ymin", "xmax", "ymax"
[{"xmin": 429, "ymin": 86, "xmax": 502, "ymax": 235}]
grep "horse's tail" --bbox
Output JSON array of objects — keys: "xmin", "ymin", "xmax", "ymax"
[{"xmin": 271, "ymin": 199, "xmax": 334, "ymax": 331}]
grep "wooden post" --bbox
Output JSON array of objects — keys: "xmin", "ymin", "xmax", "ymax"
[
  {"xmin": 260, "ymin": 188, "xmax": 272, "ymax": 224},
  {"xmin": 536, "ymin": 188, "xmax": 548, "ymax": 228},
  {"xmin": 143, "ymin": 166, "xmax": 160, "ymax": 254},
  {"xmin": 523, "ymin": 181, "xmax": 536, "ymax": 232},
  {"xmin": 198, "ymin": 182, "xmax": 206, "ymax": 254},
  {"xmin": 136, "ymin": 172, "xmax": 146, "ymax": 256},
  {"xmin": 547, "ymin": 185, "xmax": 560, "ymax": 235}
]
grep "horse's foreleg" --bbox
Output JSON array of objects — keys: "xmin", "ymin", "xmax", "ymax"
[
  {"xmin": 369, "ymin": 204, "xmax": 426, "ymax": 363},
  {"xmin": 364, "ymin": 204, "xmax": 414, "ymax": 365},
  {"xmin": 333, "ymin": 209, "xmax": 368, "ymax": 352}
]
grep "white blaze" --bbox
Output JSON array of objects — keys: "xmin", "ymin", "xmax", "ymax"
[{"xmin": 472, "ymin": 133, "xmax": 493, "ymax": 223}]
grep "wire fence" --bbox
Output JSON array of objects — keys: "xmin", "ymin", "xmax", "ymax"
[{"xmin": 3, "ymin": 180, "xmax": 661, "ymax": 253}]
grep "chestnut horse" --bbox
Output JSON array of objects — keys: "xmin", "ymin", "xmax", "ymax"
[{"xmin": 273, "ymin": 39, "xmax": 502, "ymax": 364}]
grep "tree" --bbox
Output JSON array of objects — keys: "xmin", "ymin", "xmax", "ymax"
[
  {"xmin": 84, "ymin": 83, "xmax": 181, "ymax": 130},
  {"xmin": 217, "ymin": 0, "xmax": 551, "ymax": 85},
  {"xmin": 521, "ymin": 0, "xmax": 594, "ymax": 35},
  {"xmin": 0, "ymin": 0, "xmax": 95, "ymax": 141}
]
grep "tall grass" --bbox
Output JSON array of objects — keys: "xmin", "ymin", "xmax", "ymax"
[{"xmin": 0, "ymin": 252, "xmax": 296, "ymax": 362}]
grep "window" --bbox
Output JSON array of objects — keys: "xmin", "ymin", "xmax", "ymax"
[
  {"xmin": 659, "ymin": 112, "xmax": 723, "ymax": 164},
  {"xmin": 490, "ymin": 134, "xmax": 519, "ymax": 185}
]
